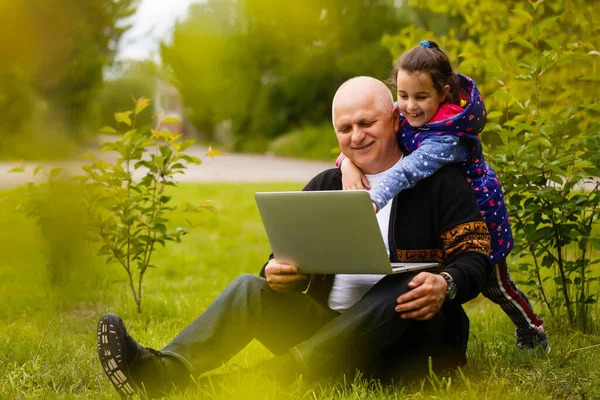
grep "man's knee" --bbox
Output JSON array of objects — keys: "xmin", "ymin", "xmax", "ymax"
[
  {"xmin": 363, "ymin": 273, "xmax": 414, "ymax": 303},
  {"xmin": 230, "ymin": 274, "xmax": 269, "ymax": 293}
]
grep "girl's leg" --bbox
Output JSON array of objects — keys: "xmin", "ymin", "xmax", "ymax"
[{"xmin": 482, "ymin": 261, "xmax": 548, "ymax": 350}]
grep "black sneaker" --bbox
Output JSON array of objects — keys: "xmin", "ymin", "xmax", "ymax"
[
  {"xmin": 97, "ymin": 313, "xmax": 180, "ymax": 399},
  {"xmin": 516, "ymin": 326, "xmax": 551, "ymax": 354}
]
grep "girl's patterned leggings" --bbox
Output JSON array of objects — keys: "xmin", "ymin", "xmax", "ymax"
[{"xmin": 481, "ymin": 261, "xmax": 543, "ymax": 335}]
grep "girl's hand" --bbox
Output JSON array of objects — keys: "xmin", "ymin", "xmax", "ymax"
[{"xmin": 341, "ymin": 157, "xmax": 370, "ymax": 190}]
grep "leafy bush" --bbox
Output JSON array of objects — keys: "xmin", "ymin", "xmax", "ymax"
[
  {"xmin": 384, "ymin": 0, "xmax": 600, "ymax": 331},
  {"xmin": 8, "ymin": 168, "xmax": 107, "ymax": 304}
]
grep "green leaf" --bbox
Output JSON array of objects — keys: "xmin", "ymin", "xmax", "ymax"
[
  {"xmin": 178, "ymin": 140, "xmax": 195, "ymax": 152},
  {"xmin": 101, "ymin": 142, "xmax": 119, "ymax": 153},
  {"xmin": 122, "ymin": 129, "xmax": 137, "ymax": 143},
  {"xmin": 115, "ymin": 112, "xmax": 133, "ymax": 126},
  {"xmin": 151, "ymin": 130, "xmax": 173, "ymax": 141},
  {"xmin": 135, "ymin": 97, "xmax": 151, "ymax": 116},
  {"xmin": 206, "ymin": 146, "xmax": 224, "ymax": 159},
  {"xmin": 161, "ymin": 116, "xmax": 181, "ymax": 124},
  {"xmin": 538, "ymin": 16, "xmax": 560, "ymax": 33},
  {"xmin": 9, "ymin": 167, "xmax": 24, "ymax": 173},
  {"xmin": 532, "ymin": 0, "xmax": 545, "ymax": 10},
  {"xmin": 151, "ymin": 223, "xmax": 167, "ymax": 234},
  {"xmin": 512, "ymin": 8, "xmax": 532, "ymax": 21},
  {"xmin": 152, "ymin": 155, "xmax": 165, "ymax": 168},
  {"xmin": 486, "ymin": 111, "xmax": 502, "ymax": 120},
  {"xmin": 486, "ymin": 123, "xmax": 502, "ymax": 132},
  {"xmin": 512, "ymin": 38, "xmax": 535, "ymax": 51},
  {"xmin": 99, "ymin": 126, "xmax": 117, "ymax": 134}
]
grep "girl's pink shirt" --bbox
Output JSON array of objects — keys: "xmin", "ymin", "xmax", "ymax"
[{"xmin": 429, "ymin": 102, "xmax": 464, "ymax": 123}]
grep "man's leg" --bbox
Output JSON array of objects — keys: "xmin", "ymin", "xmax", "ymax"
[
  {"xmin": 365, "ymin": 308, "xmax": 469, "ymax": 383},
  {"xmin": 288, "ymin": 272, "xmax": 461, "ymax": 380},
  {"xmin": 98, "ymin": 274, "xmax": 337, "ymax": 398},
  {"xmin": 161, "ymin": 274, "xmax": 339, "ymax": 374}
]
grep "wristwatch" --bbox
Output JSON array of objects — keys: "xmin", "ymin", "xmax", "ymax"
[{"xmin": 440, "ymin": 273, "xmax": 457, "ymax": 302}]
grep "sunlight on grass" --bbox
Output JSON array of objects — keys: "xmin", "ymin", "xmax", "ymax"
[{"xmin": 1, "ymin": 183, "xmax": 599, "ymax": 399}]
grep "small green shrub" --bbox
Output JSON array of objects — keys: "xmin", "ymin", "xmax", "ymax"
[
  {"xmin": 81, "ymin": 98, "xmax": 221, "ymax": 313},
  {"xmin": 12, "ymin": 97, "xmax": 223, "ymax": 313},
  {"xmin": 483, "ymin": 7, "xmax": 600, "ymax": 331}
]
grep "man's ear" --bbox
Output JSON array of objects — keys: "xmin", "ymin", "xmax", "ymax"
[
  {"xmin": 392, "ymin": 104, "xmax": 400, "ymax": 131},
  {"xmin": 440, "ymin": 85, "xmax": 451, "ymax": 103}
]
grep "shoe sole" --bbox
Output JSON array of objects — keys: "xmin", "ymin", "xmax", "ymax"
[{"xmin": 97, "ymin": 314, "xmax": 137, "ymax": 399}]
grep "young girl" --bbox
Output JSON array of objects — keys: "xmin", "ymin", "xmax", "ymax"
[{"xmin": 337, "ymin": 40, "xmax": 549, "ymax": 352}]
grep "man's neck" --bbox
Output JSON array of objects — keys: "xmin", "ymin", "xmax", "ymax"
[{"xmin": 364, "ymin": 151, "xmax": 403, "ymax": 175}]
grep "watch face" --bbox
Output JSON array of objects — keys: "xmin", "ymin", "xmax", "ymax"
[
  {"xmin": 448, "ymin": 283, "xmax": 457, "ymax": 299},
  {"xmin": 443, "ymin": 274, "xmax": 457, "ymax": 300}
]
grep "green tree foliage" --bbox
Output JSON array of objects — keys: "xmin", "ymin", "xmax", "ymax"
[
  {"xmin": 383, "ymin": 0, "xmax": 600, "ymax": 331},
  {"xmin": 161, "ymin": 0, "xmax": 404, "ymax": 151},
  {"xmin": 97, "ymin": 60, "xmax": 158, "ymax": 132},
  {"xmin": 382, "ymin": 0, "xmax": 599, "ymax": 124},
  {"xmin": 0, "ymin": 0, "xmax": 138, "ymax": 157}
]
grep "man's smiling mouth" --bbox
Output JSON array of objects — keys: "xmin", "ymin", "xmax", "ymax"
[{"xmin": 353, "ymin": 142, "xmax": 374, "ymax": 151}]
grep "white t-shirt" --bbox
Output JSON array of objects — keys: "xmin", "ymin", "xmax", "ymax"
[{"xmin": 328, "ymin": 157, "xmax": 402, "ymax": 312}]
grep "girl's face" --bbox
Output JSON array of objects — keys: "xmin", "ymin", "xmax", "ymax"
[{"xmin": 396, "ymin": 69, "xmax": 449, "ymax": 128}]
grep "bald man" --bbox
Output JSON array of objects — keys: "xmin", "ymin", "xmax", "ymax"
[{"xmin": 97, "ymin": 77, "xmax": 492, "ymax": 398}]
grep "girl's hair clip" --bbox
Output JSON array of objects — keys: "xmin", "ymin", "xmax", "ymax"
[{"xmin": 419, "ymin": 40, "xmax": 431, "ymax": 48}]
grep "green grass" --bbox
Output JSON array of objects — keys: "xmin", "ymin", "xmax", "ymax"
[{"xmin": 1, "ymin": 183, "xmax": 599, "ymax": 399}]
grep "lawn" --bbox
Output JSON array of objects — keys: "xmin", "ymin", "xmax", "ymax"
[{"xmin": 1, "ymin": 183, "xmax": 599, "ymax": 399}]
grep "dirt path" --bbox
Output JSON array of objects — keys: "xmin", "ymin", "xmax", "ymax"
[
  {"xmin": 1, "ymin": 145, "xmax": 597, "ymax": 191},
  {"xmin": 0, "ymin": 146, "xmax": 333, "ymax": 190}
]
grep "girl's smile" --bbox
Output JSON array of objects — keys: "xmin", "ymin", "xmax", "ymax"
[{"xmin": 396, "ymin": 70, "xmax": 449, "ymax": 128}]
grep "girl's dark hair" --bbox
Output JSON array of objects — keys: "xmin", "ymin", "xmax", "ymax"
[{"xmin": 391, "ymin": 40, "xmax": 462, "ymax": 105}]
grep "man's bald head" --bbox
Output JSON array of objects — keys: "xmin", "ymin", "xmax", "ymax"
[
  {"xmin": 331, "ymin": 76, "xmax": 401, "ymax": 175},
  {"xmin": 332, "ymin": 76, "xmax": 394, "ymax": 125}
]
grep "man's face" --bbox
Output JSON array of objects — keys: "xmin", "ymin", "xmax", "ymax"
[
  {"xmin": 333, "ymin": 92, "xmax": 400, "ymax": 175},
  {"xmin": 396, "ymin": 69, "xmax": 447, "ymax": 128}
]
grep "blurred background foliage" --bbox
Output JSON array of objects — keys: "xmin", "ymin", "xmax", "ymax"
[
  {"xmin": 0, "ymin": 0, "xmax": 138, "ymax": 159},
  {"xmin": 1, "ymin": 0, "xmax": 596, "ymax": 161},
  {"xmin": 161, "ymin": 0, "xmax": 407, "ymax": 152}
]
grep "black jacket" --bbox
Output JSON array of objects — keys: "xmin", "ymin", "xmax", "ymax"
[
  {"xmin": 260, "ymin": 165, "xmax": 491, "ymax": 307},
  {"xmin": 258, "ymin": 165, "xmax": 492, "ymax": 367}
]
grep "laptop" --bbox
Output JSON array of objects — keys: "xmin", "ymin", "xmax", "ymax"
[{"xmin": 254, "ymin": 190, "xmax": 439, "ymax": 274}]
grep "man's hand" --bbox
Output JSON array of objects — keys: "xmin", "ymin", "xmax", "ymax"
[
  {"xmin": 264, "ymin": 259, "xmax": 308, "ymax": 293},
  {"xmin": 395, "ymin": 272, "xmax": 448, "ymax": 320}
]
